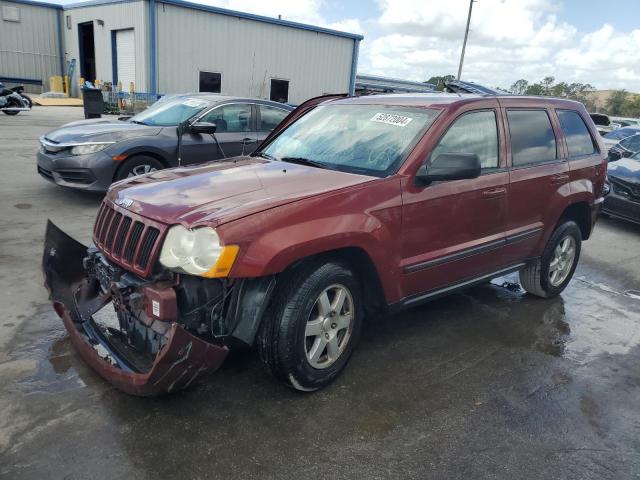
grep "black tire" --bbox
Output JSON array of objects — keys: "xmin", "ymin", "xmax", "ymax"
[
  {"xmin": 114, "ymin": 155, "xmax": 164, "ymax": 181},
  {"xmin": 257, "ymin": 261, "xmax": 363, "ymax": 392},
  {"xmin": 519, "ymin": 220, "xmax": 582, "ymax": 298},
  {"xmin": 21, "ymin": 94, "xmax": 32, "ymax": 109},
  {"xmin": 2, "ymin": 97, "xmax": 20, "ymax": 115}
]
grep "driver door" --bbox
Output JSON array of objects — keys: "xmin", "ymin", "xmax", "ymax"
[
  {"xmin": 400, "ymin": 107, "xmax": 509, "ymax": 298},
  {"xmin": 181, "ymin": 103, "xmax": 257, "ymax": 165}
]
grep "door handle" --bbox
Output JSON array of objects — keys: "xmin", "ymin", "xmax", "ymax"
[
  {"xmin": 242, "ymin": 138, "xmax": 256, "ymax": 145},
  {"xmin": 550, "ymin": 173, "xmax": 569, "ymax": 185},
  {"xmin": 481, "ymin": 187, "xmax": 507, "ymax": 199}
]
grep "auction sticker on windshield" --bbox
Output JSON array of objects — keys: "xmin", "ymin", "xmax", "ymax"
[{"xmin": 370, "ymin": 112, "xmax": 413, "ymax": 127}]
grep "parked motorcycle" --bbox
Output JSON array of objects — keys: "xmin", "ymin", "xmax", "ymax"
[
  {"xmin": 0, "ymin": 82, "xmax": 31, "ymax": 115},
  {"xmin": 9, "ymin": 84, "xmax": 32, "ymax": 109}
]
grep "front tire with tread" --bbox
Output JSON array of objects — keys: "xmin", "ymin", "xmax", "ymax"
[{"xmin": 257, "ymin": 261, "xmax": 363, "ymax": 392}]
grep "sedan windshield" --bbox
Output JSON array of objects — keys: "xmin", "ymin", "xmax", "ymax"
[
  {"xmin": 130, "ymin": 97, "xmax": 210, "ymax": 126},
  {"xmin": 260, "ymin": 104, "xmax": 439, "ymax": 176},
  {"xmin": 604, "ymin": 127, "xmax": 640, "ymax": 140}
]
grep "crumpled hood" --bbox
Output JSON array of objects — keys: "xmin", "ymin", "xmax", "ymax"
[
  {"xmin": 107, "ymin": 157, "xmax": 374, "ymax": 226},
  {"xmin": 44, "ymin": 119, "xmax": 162, "ymax": 143},
  {"xmin": 608, "ymin": 157, "xmax": 640, "ymax": 184}
]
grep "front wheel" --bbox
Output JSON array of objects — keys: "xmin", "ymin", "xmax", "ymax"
[
  {"xmin": 114, "ymin": 155, "xmax": 164, "ymax": 181},
  {"xmin": 519, "ymin": 220, "xmax": 582, "ymax": 298},
  {"xmin": 257, "ymin": 262, "xmax": 363, "ymax": 391},
  {"xmin": 2, "ymin": 97, "xmax": 21, "ymax": 115}
]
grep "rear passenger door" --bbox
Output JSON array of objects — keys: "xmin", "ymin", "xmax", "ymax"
[{"xmin": 499, "ymin": 101, "xmax": 569, "ymax": 264}]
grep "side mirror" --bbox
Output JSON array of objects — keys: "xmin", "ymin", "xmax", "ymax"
[
  {"xmin": 190, "ymin": 121, "xmax": 217, "ymax": 135},
  {"xmin": 416, "ymin": 153, "xmax": 481, "ymax": 184}
]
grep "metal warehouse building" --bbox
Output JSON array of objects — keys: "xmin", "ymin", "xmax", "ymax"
[{"xmin": 0, "ymin": 0, "xmax": 362, "ymax": 103}]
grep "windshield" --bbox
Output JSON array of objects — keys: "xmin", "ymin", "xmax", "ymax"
[
  {"xmin": 130, "ymin": 97, "xmax": 210, "ymax": 126},
  {"xmin": 605, "ymin": 128, "xmax": 640, "ymax": 140},
  {"xmin": 260, "ymin": 104, "xmax": 439, "ymax": 176}
]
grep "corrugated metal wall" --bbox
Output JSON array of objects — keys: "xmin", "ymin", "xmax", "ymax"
[
  {"xmin": 0, "ymin": 0, "xmax": 61, "ymax": 90},
  {"xmin": 63, "ymin": 0, "xmax": 148, "ymax": 91},
  {"xmin": 155, "ymin": 3, "xmax": 355, "ymax": 104}
]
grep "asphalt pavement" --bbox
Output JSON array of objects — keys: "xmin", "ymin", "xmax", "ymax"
[{"xmin": 1, "ymin": 107, "xmax": 639, "ymax": 480}]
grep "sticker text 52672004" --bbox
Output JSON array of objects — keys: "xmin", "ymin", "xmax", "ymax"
[{"xmin": 370, "ymin": 112, "xmax": 413, "ymax": 127}]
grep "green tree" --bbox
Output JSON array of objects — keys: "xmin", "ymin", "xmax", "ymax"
[
  {"xmin": 509, "ymin": 79, "xmax": 529, "ymax": 95},
  {"xmin": 605, "ymin": 90, "xmax": 629, "ymax": 116},
  {"xmin": 425, "ymin": 74, "xmax": 456, "ymax": 91}
]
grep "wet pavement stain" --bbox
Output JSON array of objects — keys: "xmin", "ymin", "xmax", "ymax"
[{"xmin": 12, "ymin": 203, "xmax": 32, "ymax": 210}]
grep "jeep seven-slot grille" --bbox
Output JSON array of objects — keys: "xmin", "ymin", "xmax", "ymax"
[{"xmin": 93, "ymin": 201, "xmax": 166, "ymax": 277}]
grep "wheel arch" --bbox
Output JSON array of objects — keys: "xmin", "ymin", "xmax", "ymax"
[
  {"xmin": 558, "ymin": 201, "xmax": 592, "ymax": 239},
  {"xmin": 112, "ymin": 151, "xmax": 171, "ymax": 182}
]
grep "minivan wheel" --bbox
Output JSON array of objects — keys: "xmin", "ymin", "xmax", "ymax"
[
  {"xmin": 519, "ymin": 220, "xmax": 582, "ymax": 298},
  {"xmin": 115, "ymin": 156, "xmax": 164, "ymax": 181},
  {"xmin": 257, "ymin": 262, "xmax": 363, "ymax": 391}
]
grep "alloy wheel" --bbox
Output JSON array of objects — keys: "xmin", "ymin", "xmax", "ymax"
[
  {"xmin": 304, "ymin": 284, "xmax": 354, "ymax": 369},
  {"xmin": 548, "ymin": 235, "xmax": 576, "ymax": 287}
]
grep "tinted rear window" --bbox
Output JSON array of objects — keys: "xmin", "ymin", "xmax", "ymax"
[
  {"xmin": 507, "ymin": 109, "xmax": 557, "ymax": 167},
  {"xmin": 557, "ymin": 110, "xmax": 596, "ymax": 157}
]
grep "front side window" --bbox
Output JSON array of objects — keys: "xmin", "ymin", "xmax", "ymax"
[
  {"xmin": 261, "ymin": 104, "xmax": 439, "ymax": 176},
  {"xmin": 507, "ymin": 109, "xmax": 557, "ymax": 167},
  {"xmin": 259, "ymin": 105, "xmax": 289, "ymax": 131},
  {"xmin": 557, "ymin": 110, "xmax": 596, "ymax": 157},
  {"xmin": 130, "ymin": 97, "xmax": 209, "ymax": 126},
  {"xmin": 430, "ymin": 110, "xmax": 499, "ymax": 170},
  {"xmin": 199, "ymin": 71, "xmax": 221, "ymax": 93},
  {"xmin": 201, "ymin": 104, "xmax": 252, "ymax": 132}
]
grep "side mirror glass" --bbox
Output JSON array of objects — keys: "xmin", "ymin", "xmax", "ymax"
[
  {"xmin": 416, "ymin": 153, "xmax": 481, "ymax": 184},
  {"xmin": 190, "ymin": 121, "xmax": 217, "ymax": 135}
]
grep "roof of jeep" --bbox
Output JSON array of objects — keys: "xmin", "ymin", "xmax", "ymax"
[{"xmin": 330, "ymin": 93, "xmax": 584, "ymax": 109}]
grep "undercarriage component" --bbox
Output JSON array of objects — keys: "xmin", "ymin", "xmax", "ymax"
[{"xmin": 42, "ymin": 220, "xmax": 229, "ymax": 396}]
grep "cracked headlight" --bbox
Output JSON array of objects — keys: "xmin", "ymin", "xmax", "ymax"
[
  {"xmin": 70, "ymin": 143, "xmax": 112, "ymax": 155},
  {"xmin": 159, "ymin": 225, "xmax": 239, "ymax": 277}
]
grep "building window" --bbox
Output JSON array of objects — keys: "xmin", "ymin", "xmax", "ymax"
[
  {"xmin": 270, "ymin": 79, "xmax": 289, "ymax": 103},
  {"xmin": 199, "ymin": 71, "xmax": 221, "ymax": 93}
]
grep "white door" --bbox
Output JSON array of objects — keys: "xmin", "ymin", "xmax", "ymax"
[{"xmin": 116, "ymin": 29, "xmax": 136, "ymax": 91}]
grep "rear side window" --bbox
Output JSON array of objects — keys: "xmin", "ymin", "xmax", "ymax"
[
  {"xmin": 557, "ymin": 110, "xmax": 596, "ymax": 157},
  {"xmin": 430, "ymin": 110, "xmax": 499, "ymax": 170},
  {"xmin": 507, "ymin": 109, "xmax": 557, "ymax": 167},
  {"xmin": 259, "ymin": 105, "xmax": 289, "ymax": 131}
]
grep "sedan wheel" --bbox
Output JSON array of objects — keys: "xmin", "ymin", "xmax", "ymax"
[{"xmin": 127, "ymin": 164, "xmax": 158, "ymax": 178}]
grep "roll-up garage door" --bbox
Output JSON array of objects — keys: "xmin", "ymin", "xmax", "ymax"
[{"xmin": 116, "ymin": 29, "xmax": 136, "ymax": 90}]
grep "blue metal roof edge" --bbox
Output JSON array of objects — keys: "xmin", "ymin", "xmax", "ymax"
[
  {"xmin": 4, "ymin": 0, "xmax": 62, "ymax": 9},
  {"xmin": 61, "ymin": 0, "xmax": 364, "ymax": 40}
]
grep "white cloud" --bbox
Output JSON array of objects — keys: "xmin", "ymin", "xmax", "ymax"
[{"xmin": 361, "ymin": 0, "xmax": 640, "ymax": 90}]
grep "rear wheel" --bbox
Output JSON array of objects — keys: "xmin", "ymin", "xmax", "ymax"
[
  {"xmin": 257, "ymin": 261, "xmax": 363, "ymax": 391},
  {"xmin": 519, "ymin": 220, "xmax": 582, "ymax": 298},
  {"xmin": 114, "ymin": 155, "xmax": 164, "ymax": 181}
]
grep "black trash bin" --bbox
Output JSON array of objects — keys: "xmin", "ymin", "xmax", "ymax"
[{"xmin": 81, "ymin": 86, "xmax": 103, "ymax": 119}]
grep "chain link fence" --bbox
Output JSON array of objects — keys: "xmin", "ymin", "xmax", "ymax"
[{"xmin": 101, "ymin": 91, "xmax": 163, "ymax": 115}]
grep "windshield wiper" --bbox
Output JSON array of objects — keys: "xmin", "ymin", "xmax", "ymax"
[
  {"xmin": 254, "ymin": 152, "xmax": 278, "ymax": 161},
  {"xmin": 130, "ymin": 120, "xmax": 147, "ymax": 125},
  {"xmin": 281, "ymin": 157, "xmax": 329, "ymax": 169}
]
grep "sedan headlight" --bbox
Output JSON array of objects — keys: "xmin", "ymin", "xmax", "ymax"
[
  {"xmin": 159, "ymin": 225, "xmax": 239, "ymax": 277},
  {"xmin": 70, "ymin": 143, "xmax": 112, "ymax": 155}
]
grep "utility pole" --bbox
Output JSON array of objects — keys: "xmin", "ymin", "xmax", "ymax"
[{"xmin": 457, "ymin": 0, "xmax": 475, "ymax": 80}]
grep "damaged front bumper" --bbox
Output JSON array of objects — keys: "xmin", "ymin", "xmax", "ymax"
[{"xmin": 42, "ymin": 221, "xmax": 229, "ymax": 396}]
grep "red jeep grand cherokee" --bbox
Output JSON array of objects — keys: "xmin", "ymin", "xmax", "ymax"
[{"xmin": 44, "ymin": 93, "xmax": 606, "ymax": 395}]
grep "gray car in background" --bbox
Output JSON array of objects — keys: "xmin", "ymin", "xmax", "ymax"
[{"xmin": 37, "ymin": 94, "xmax": 293, "ymax": 192}]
